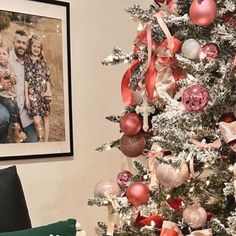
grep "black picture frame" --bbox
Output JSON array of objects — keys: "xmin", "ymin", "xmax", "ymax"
[{"xmin": 0, "ymin": 0, "xmax": 73, "ymax": 160}]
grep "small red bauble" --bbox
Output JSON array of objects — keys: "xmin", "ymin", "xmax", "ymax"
[
  {"xmin": 120, "ymin": 133, "xmax": 146, "ymax": 157},
  {"xmin": 198, "ymin": 43, "xmax": 219, "ymax": 62},
  {"xmin": 182, "ymin": 84, "xmax": 209, "ymax": 112},
  {"xmin": 135, "ymin": 213, "xmax": 164, "ymax": 228},
  {"xmin": 189, "ymin": 0, "xmax": 217, "ymax": 26},
  {"xmin": 219, "ymin": 112, "xmax": 236, "ymax": 123},
  {"xmin": 117, "ymin": 170, "xmax": 133, "ymax": 189},
  {"xmin": 120, "ymin": 113, "xmax": 142, "ymax": 136},
  {"xmin": 126, "ymin": 182, "xmax": 150, "ymax": 206}
]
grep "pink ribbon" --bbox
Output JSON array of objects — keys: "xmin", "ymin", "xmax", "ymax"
[
  {"xmin": 187, "ymin": 229, "xmax": 213, "ymax": 236},
  {"xmin": 160, "ymin": 220, "xmax": 183, "ymax": 236},
  {"xmin": 219, "ymin": 121, "xmax": 236, "ymax": 143}
]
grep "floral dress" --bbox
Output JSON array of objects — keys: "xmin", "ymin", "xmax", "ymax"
[{"xmin": 24, "ymin": 57, "xmax": 51, "ymax": 117}]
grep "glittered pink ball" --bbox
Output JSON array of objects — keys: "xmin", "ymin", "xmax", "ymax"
[
  {"xmin": 117, "ymin": 171, "xmax": 133, "ymax": 189},
  {"xmin": 182, "ymin": 84, "xmax": 209, "ymax": 112},
  {"xmin": 198, "ymin": 43, "xmax": 219, "ymax": 62},
  {"xmin": 126, "ymin": 182, "xmax": 150, "ymax": 206},
  {"xmin": 94, "ymin": 179, "xmax": 121, "ymax": 198},
  {"xmin": 189, "ymin": 0, "xmax": 217, "ymax": 26},
  {"xmin": 183, "ymin": 205, "xmax": 207, "ymax": 229},
  {"xmin": 156, "ymin": 156, "xmax": 189, "ymax": 188}
]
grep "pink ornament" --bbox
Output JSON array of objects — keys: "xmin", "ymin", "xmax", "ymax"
[
  {"xmin": 156, "ymin": 156, "xmax": 189, "ymax": 188},
  {"xmin": 198, "ymin": 43, "xmax": 219, "ymax": 62},
  {"xmin": 126, "ymin": 182, "xmax": 150, "ymax": 206},
  {"xmin": 120, "ymin": 113, "xmax": 142, "ymax": 136},
  {"xmin": 182, "ymin": 84, "xmax": 209, "ymax": 112},
  {"xmin": 94, "ymin": 179, "xmax": 121, "ymax": 198},
  {"xmin": 183, "ymin": 205, "xmax": 207, "ymax": 229},
  {"xmin": 117, "ymin": 171, "xmax": 133, "ymax": 189},
  {"xmin": 189, "ymin": 0, "xmax": 217, "ymax": 26}
]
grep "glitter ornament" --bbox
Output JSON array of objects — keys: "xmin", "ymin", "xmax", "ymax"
[
  {"xmin": 181, "ymin": 39, "xmax": 201, "ymax": 60},
  {"xmin": 94, "ymin": 179, "xmax": 121, "ymax": 198},
  {"xmin": 156, "ymin": 156, "xmax": 189, "ymax": 188},
  {"xmin": 120, "ymin": 113, "xmax": 142, "ymax": 136},
  {"xmin": 198, "ymin": 43, "xmax": 219, "ymax": 62},
  {"xmin": 126, "ymin": 182, "xmax": 150, "ymax": 206},
  {"xmin": 120, "ymin": 133, "xmax": 146, "ymax": 157},
  {"xmin": 117, "ymin": 171, "xmax": 133, "ymax": 189},
  {"xmin": 189, "ymin": 0, "xmax": 217, "ymax": 26},
  {"xmin": 182, "ymin": 84, "xmax": 209, "ymax": 112},
  {"xmin": 183, "ymin": 205, "xmax": 207, "ymax": 229}
]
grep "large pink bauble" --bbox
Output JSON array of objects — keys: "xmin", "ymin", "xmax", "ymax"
[
  {"xmin": 126, "ymin": 182, "xmax": 150, "ymax": 206},
  {"xmin": 156, "ymin": 156, "xmax": 189, "ymax": 188},
  {"xmin": 198, "ymin": 43, "xmax": 219, "ymax": 62},
  {"xmin": 189, "ymin": 0, "xmax": 217, "ymax": 26},
  {"xmin": 117, "ymin": 170, "xmax": 133, "ymax": 189},
  {"xmin": 94, "ymin": 179, "xmax": 121, "ymax": 198},
  {"xmin": 183, "ymin": 205, "xmax": 207, "ymax": 229},
  {"xmin": 120, "ymin": 113, "xmax": 142, "ymax": 136},
  {"xmin": 182, "ymin": 84, "xmax": 209, "ymax": 112}
]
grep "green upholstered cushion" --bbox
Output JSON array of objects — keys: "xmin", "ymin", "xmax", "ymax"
[
  {"xmin": 0, "ymin": 219, "xmax": 77, "ymax": 236},
  {"xmin": 0, "ymin": 166, "xmax": 31, "ymax": 232}
]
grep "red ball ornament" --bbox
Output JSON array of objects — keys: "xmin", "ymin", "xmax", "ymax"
[
  {"xmin": 135, "ymin": 213, "xmax": 164, "ymax": 228},
  {"xmin": 182, "ymin": 84, "xmax": 209, "ymax": 112},
  {"xmin": 120, "ymin": 133, "xmax": 146, "ymax": 157},
  {"xmin": 117, "ymin": 170, "xmax": 133, "ymax": 189},
  {"xmin": 189, "ymin": 0, "xmax": 217, "ymax": 26},
  {"xmin": 120, "ymin": 113, "xmax": 142, "ymax": 136},
  {"xmin": 198, "ymin": 43, "xmax": 219, "ymax": 62},
  {"xmin": 183, "ymin": 205, "xmax": 207, "ymax": 229},
  {"xmin": 126, "ymin": 182, "xmax": 150, "ymax": 206}
]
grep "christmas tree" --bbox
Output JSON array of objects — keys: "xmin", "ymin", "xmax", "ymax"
[{"xmin": 88, "ymin": 0, "xmax": 236, "ymax": 235}]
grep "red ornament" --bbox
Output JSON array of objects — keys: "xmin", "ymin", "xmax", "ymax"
[
  {"xmin": 120, "ymin": 133, "xmax": 146, "ymax": 157},
  {"xmin": 126, "ymin": 182, "xmax": 150, "ymax": 206},
  {"xmin": 182, "ymin": 84, "xmax": 209, "ymax": 112},
  {"xmin": 135, "ymin": 213, "xmax": 164, "ymax": 228},
  {"xmin": 189, "ymin": 0, "xmax": 217, "ymax": 26},
  {"xmin": 117, "ymin": 170, "xmax": 133, "ymax": 189},
  {"xmin": 219, "ymin": 112, "xmax": 236, "ymax": 123},
  {"xmin": 198, "ymin": 43, "xmax": 219, "ymax": 62},
  {"xmin": 120, "ymin": 113, "xmax": 142, "ymax": 136},
  {"xmin": 167, "ymin": 197, "xmax": 183, "ymax": 211}
]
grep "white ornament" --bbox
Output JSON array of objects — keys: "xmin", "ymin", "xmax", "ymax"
[{"xmin": 181, "ymin": 39, "xmax": 201, "ymax": 60}]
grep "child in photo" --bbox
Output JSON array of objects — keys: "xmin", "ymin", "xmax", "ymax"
[
  {"xmin": 0, "ymin": 44, "xmax": 27, "ymax": 143},
  {"xmin": 25, "ymin": 34, "xmax": 52, "ymax": 142}
]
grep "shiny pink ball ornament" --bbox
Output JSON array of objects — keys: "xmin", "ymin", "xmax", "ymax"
[
  {"xmin": 94, "ymin": 179, "xmax": 121, "ymax": 198},
  {"xmin": 198, "ymin": 43, "xmax": 219, "ymax": 62},
  {"xmin": 120, "ymin": 113, "xmax": 142, "ymax": 136},
  {"xmin": 189, "ymin": 0, "xmax": 217, "ymax": 26},
  {"xmin": 117, "ymin": 171, "xmax": 133, "ymax": 189},
  {"xmin": 183, "ymin": 205, "xmax": 207, "ymax": 229},
  {"xmin": 182, "ymin": 84, "xmax": 209, "ymax": 112},
  {"xmin": 126, "ymin": 182, "xmax": 150, "ymax": 206}
]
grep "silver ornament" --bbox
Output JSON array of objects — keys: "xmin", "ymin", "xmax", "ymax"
[{"xmin": 181, "ymin": 39, "xmax": 201, "ymax": 60}]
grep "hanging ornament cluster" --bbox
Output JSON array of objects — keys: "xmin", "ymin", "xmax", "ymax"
[
  {"xmin": 182, "ymin": 84, "xmax": 209, "ymax": 112},
  {"xmin": 189, "ymin": 0, "xmax": 217, "ymax": 26}
]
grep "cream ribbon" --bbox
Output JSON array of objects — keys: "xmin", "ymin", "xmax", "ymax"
[
  {"xmin": 187, "ymin": 229, "xmax": 213, "ymax": 236},
  {"xmin": 219, "ymin": 121, "xmax": 236, "ymax": 143}
]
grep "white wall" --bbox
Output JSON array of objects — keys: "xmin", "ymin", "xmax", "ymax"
[{"xmin": 0, "ymin": 0, "xmax": 151, "ymax": 235}]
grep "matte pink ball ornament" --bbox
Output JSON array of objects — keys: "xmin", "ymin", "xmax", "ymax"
[
  {"xmin": 156, "ymin": 156, "xmax": 189, "ymax": 188},
  {"xmin": 198, "ymin": 43, "xmax": 219, "ymax": 62},
  {"xmin": 117, "ymin": 171, "xmax": 133, "ymax": 189},
  {"xmin": 189, "ymin": 0, "xmax": 217, "ymax": 26},
  {"xmin": 182, "ymin": 84, "xmax": 209, "ymax": 112},
  {"xmin": 120, "ymin": 113, "xmax": 142, "ymax": 136},
  {"xmin": 183, "ymin": 205, "xmax": 207, "ymax": 229},
  {"xmin": 126, "ymin": 182, "xmax": 150, "ymax": 206},
  {"xmin": 94, "ymin": 179, "xmax": 121, "ymax": 198}
]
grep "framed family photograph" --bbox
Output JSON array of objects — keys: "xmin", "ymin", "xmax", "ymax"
[{"xmin": 0, "ymin": 0, "xmax": 73, "ymax": 160}]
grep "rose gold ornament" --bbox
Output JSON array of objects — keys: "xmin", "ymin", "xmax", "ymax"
[
  {"xmin": 189, "ymin": 0, "xmax": 217, "ymax": 26},
  {"xmin": 94, "ymin": 179, "xmax": 121, "ymax": 198},
  {"xmin": 198, "ymin": 43, "xmax": 219, "ymax": 62},
  {"xmin": 156, "ymin": 156, "xmax": 189, "ymax": 188},
  {"xmin": 120, "ymin": 133, "xmax": 146, "ymax": 157},
  {"xmin": 120, "ymin": 113, "xmax": 142, "ymax": 136},
  {"xmin": 126, "ymin": 182, "xmax": 150, "ymax": 206},
  {"xmin": 183, "ymin": 205, "xmax": 207, "ymax": 229}
]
